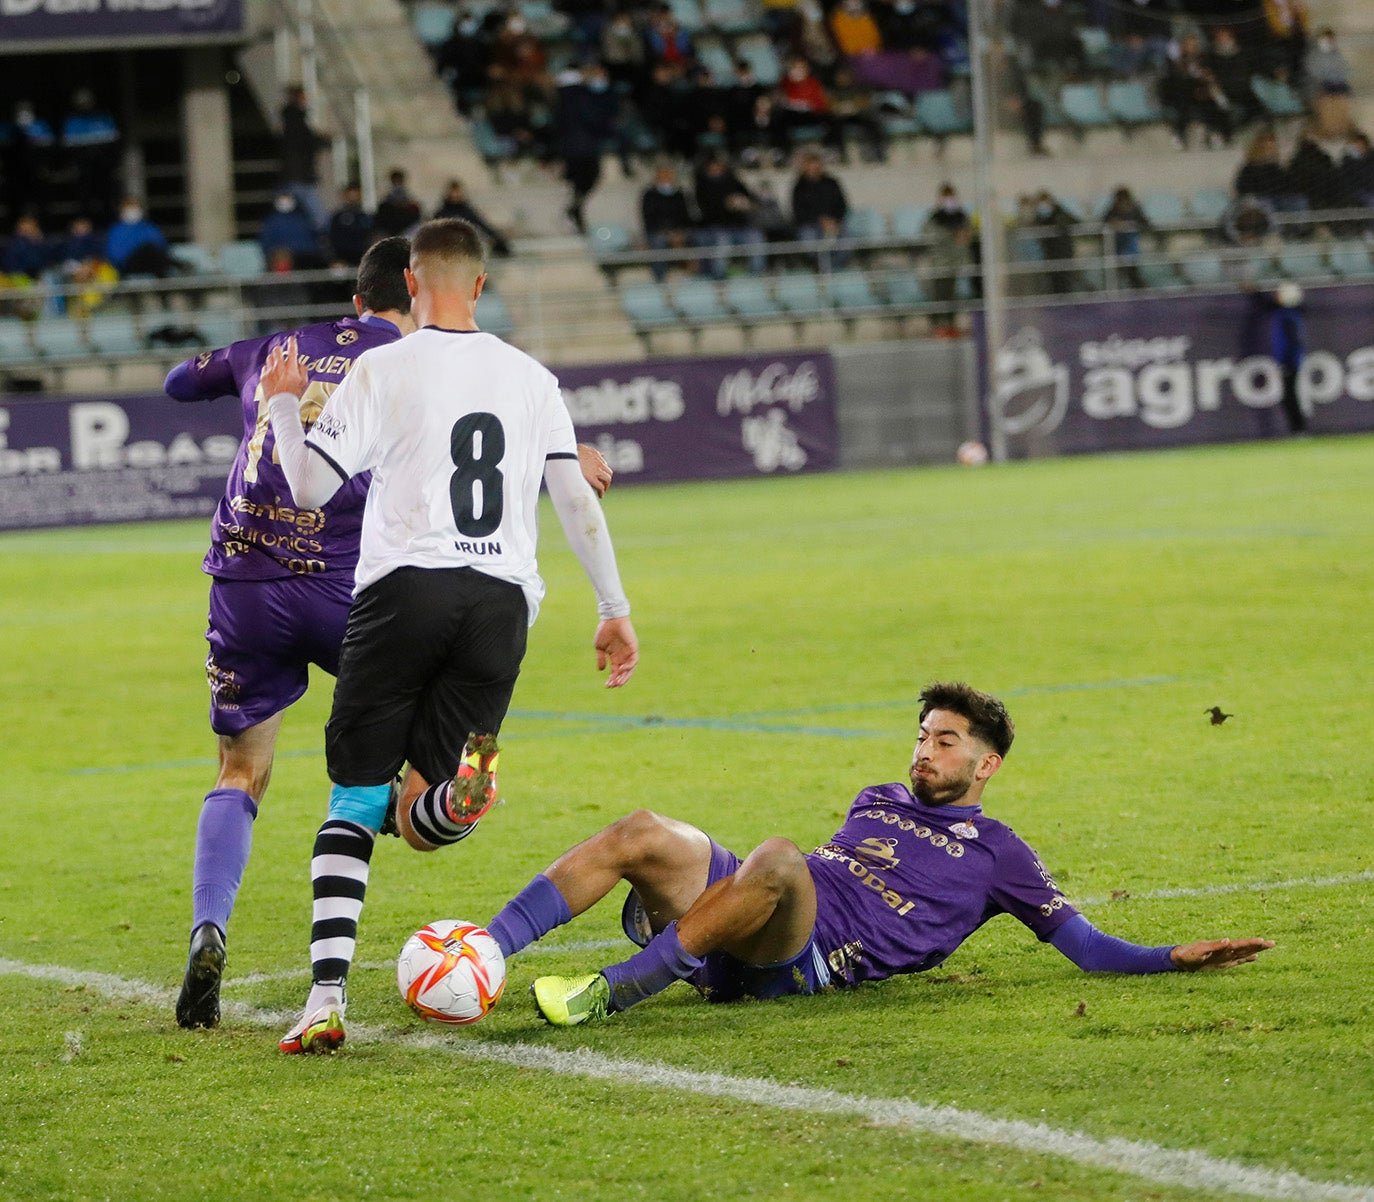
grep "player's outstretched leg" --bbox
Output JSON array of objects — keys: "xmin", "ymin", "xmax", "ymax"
[
  {"xmin": 405, "ymin": 733, "xmax": 500, "ymax": 848},
  {"xmin": 176, "ymin": 921, "xmax": 227, "ymax": 1030}
]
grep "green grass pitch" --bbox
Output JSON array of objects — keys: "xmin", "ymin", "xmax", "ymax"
[{"xmin": 1, "ymin": 436, "xmax": 1371, "ymax": 1201}]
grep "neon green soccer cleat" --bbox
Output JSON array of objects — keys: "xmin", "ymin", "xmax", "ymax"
[{"xmin": 531, "ymin": 972, "xmax": 611, "ymax": 1026}]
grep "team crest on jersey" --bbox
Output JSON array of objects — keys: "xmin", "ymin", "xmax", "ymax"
[
  {"xmin": 196, "ymin": 351, "xmax": 213, "ymax": 370},
  {"xmin": 950, "ymin": 822, "xmax": 979, "ymax": 839},
  {"xmin": 336, "ymin": 328, "xmax": 358, "ymax": 345},
  {"xmin": 854, "ymin": 837, "xmax": 900, "ymax": 869}
]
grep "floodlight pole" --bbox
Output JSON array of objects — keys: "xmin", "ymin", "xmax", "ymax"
[{"xmin": 968, "ymin": 0, "xmax": 1009, "ymax": 462}]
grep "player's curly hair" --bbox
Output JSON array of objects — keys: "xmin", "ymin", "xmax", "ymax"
[{"xmin": 918, "ymin": 682, "xmax": 1015, "ymax": 757}]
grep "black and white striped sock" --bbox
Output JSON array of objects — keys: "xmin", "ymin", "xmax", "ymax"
[
  {"xmin": 309, "ymin": 819, "xmax": 375, "ymax": 984},
  {"xmin": 407, "ymin": 781, "xmax": 481, "ymax": 848}
]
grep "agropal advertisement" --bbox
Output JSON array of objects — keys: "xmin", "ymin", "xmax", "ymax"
[{"xmin": 986, "ymin": 285, "xmax": 1374, "ymax": 456}]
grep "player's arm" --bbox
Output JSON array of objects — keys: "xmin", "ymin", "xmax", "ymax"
[
  {"xmin": 1048, "ymin": 914, "xmax": 1273, "ymax": 973},
  {"xmin": 163, "ymin": 344, "xmax": 237, "ymax": 402},
  {"xmin": 260, "ymin": 335, "xmax": 350, "ymax": 510},
  {"xmin": 543, "ymin": 455, "xmax": 638, "ymax": 688},
  {"xmin": 577, "ymin": 443, "xmax": 612, "ymax": 497}
]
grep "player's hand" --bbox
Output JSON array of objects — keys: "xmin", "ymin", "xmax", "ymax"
[
  {"xmin": 595, "ymin": 617, "xmax": 638, "ymax": 688},
  {"xmin": 1169, "ymin": 937, "xmax": 1274, "ymax": 971},
  {"xmin": 577, "ymin": 444, "xmax": 613, "ymax": 497},
  {"xmin": 261, "ymin": 334, "xmax": 309, "ymax": 400}
]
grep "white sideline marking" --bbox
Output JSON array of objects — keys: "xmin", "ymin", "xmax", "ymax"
[
  {"xmin": 1073, "ymin": 871, "xmax": 1374, "ymax": 908},
  {"xmin": 2, "ymin": 955, "xmax": 1370, "ymax": 1202}
]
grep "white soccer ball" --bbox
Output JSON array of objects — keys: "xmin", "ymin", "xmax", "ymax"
[
  {"xmin": 397, "ymin": 919, "xmax": 506, "ymax": 1025},
  {"xmin": 956, "ymin": 439, "xmax": 989, "ymax": 466}
]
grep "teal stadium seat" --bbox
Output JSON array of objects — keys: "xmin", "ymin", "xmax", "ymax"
[
  {"xmin": 170, "ymin": 242, "xmax": 217, "ymax": 274},
  {"xmin": 701, "ymin": 0, "xmax": 758, "ymax": 35},
  {"xmin": 672, "ymin": 277, "xmax": 726, "ymax": 323},
  {"xmin": 1180, "ymin": 252, "xmax": 1225, "ymax": 287},
  {"xmin": 1137, "ymin": 259, "xmax": 1182, "ymax": 289},
  {"xmin": 1106, "ymin": 81, "xmax": 1164, "ymax": 126},
  {"xmin": 774, "ymin": 272, "xmax": 828, "ymax": 316},
  {"xmin": 735, "ymin": 35, "xmax": 782, "ymax": 85},
  {"xmin": 884, "ymin": 273, "xmax": 927, "ymax": 308},
  {"xmin": 1077, "ymin": 26, "xmax": 1113, "ymax": 71},
  {"xmin": 195, "ymin": 311, "xmax": 244, "ymax": 349},
  {"xmin": 843, "ymin": 209, "xmax": 887, "ymax": 241},
  {"xmin": 86, "ymin": 314, "xmax": 142, "ymax": 355},
  {"xmin": 1277, "ymin": 242, "xmax": 1328, "ymax": 281},
  {"xmin": 876, "ymin": 92, "xmax": 921, "ymax": 139},
  {"xmin": 666, "ymin": 0, "xmax": 706, "ymax": 33},
  {"xmin": 471, "ymin": 115, "xmax": 517, "ymax": 166},
  {"xmin": 890, "ymin": 204, "xmax": 930, "ymax": 239},
  {"xmin": 588, "ymin": 223, "xmax": 633, "ymax": 257},
  {"xmin": 621, "ymin": 282, "xmax": 677, "ymax": 329},
  {"xmin": 1060, "ymin": 83, "xmax": 1113, "ymax": 131},
  {"xmin": 32, "ymin": 317, "xmax": 89, "ymax": 359},
  {"xmin": 1330, "ymin": 240, "xmax": 1374, "ymax": 279},
  {"xmin": 694, "ymin": 35, "xmax": 736, "ymax": 84},
  {"xmin": 412, "ymin": 2, "xmax": 456, "ymax": 46},
  {"xmin": 1251, "ymin": 75, "xmax": 1305, "ymax": 118},
  {"xmin": 1190, "ymin": 187, "xmax": 1232, "ymax": 222},
  {"xmin": 723, "ymin": 276, "xmax": 781, "ymax": 320},
  {"xmin": 0, "ymin": 317, "xmax": 35, "ymax": 362},
  {"xmin": 914, "ymin": 90, "xmax": 972, "ymax": 136},
  {"xmin": 1140, "ymin": 191, "xmax": 1187, "ymax": 226},
  {"xmin": 827, "ymin": 269, "xmax": 884, "ymax": 314},
  {"xmin": 220, "ymin": 240, "xmax": 267, "ymax": 278}
]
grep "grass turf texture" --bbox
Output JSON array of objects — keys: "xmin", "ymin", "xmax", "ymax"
[{"xmin": 1, "ymin": 436, "xmax": 1371, "ymax": 1201}]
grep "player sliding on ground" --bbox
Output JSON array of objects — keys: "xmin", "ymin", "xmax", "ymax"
[{"xmin": 481, "ymin": 681, "xmax": 1273, "ymax": 1025}]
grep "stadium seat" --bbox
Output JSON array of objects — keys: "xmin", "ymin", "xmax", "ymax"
[
  {"xmin": 876, "ymin": 92, "xmax": 921, "ymax": 139},
  {"xmin": 470, "ymin": 115, "xmax": 517, "ymax": 165},
  {"xmin": 219, "ymin": 240, "xmax": 267, "ymax": 278},
  {"xmin": 587, "ymin": 223, "xmax": 633, "ymax": 257},
  {"xmin": 734, "ymin": 35, "xmax": 782, "ymax": 85},
  {"xmin": 1140, "ymin": 191, "xmax": 1187, "ymax": 226},
  {"xmin": 694, "ymin": 35, "xmax": 736, "ymax": 84},
  {"xmin": 1060, "ymin": 83, "xmax": 1113, "ymax": 131},
  {"xmin": 666, "ymin": 0, "xmax": 706, "ymax": 33},
  {"xmin": 31, "ymin": 317, "xmax": 89, "ymax": 359},
  {"xmin": 1027, "ymin": 77, "xmax": 1069, "ymax": 129},
  {"xmin": 1250, "ymin": 75, "xmax": 1305, "ymax": 118},
  {"xmin": 827, "ymin": 269, "xmax": 884, "ymax": 314},
  {"xmin": 1106, "ymin": 81, "xmax": 1164, "ymax": 126},
  {"xmin": 1078, "ymin": 26, "xmax": 1114, "ymax": 72},
  {"xmin": 194, "ymin": 311, "xmax": 243, "ymax": 349},
  {"xmin": 701, "ymin": 0, "xmax": 758, "ymax": 35},
  {"xmin": 1180, "ymin": 252, "xmax": 1225, "ymax": 287},
  {"xmin": 86, "ymin": 313, "xmax": 142, "ymax": 355},
  {"xmin": 890, "ymin": 204, "xmax": 930, "ymax": 239},
  {"xmin": 0, "ymin": 317, "xmax": 34, "ymax": 362},
  {"xmin": 774, "ymin": 272, "xmax": 828, "ymax": 316},
  {"xmin": 1277, "ymin": 242, "xmax": 1329, "ymax": 280},
  {"xmin": 476, "ymin": 288, "xmax": 515, "ymax": 336},
  {"xmin": 1137, "ymin": 259, "xmax": 1182, "ymax": 289},
  {"xmin": 672, "ymin": 277, "xmax": 726, "ymax": 323},
  {"xmin": 843, "ymin": 209, "xmax": 886, "ymax": 241},
  {"xmin": 914, "ymin": 90, "xmax": 972, "ymax": 137},
  {"xmin": 1330, "ymin": 240, "xmax": 1374, "ymax": 279},
  {"xmin": 621, "ymin": 281, "xmax": 678, "ymax": 329},
  {"xmin": 412, "ymin": 2, "xmax": 457, "ymax": 46},
  {"xmin": 520, "ymin": 0, "xmax": 570, "ymax": 39},
  {"xmin": 723, "ymin": 276, "xmax": 781, "ymax": 319},
  {"xmin": 170, "ymin": 242, "xmax": 216, "ymax": 274},
  {"xmin": 1190, "ymin": 187, "xmax": 1232, "ymax": 223},
  {"xmin": 883, "ymin": 272, "xmax": 927, "ymax": 308}
]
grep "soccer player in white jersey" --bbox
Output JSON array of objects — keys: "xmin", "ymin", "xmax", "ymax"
[{"xmin": 260, "ymin": 218, "xmax": 639, "ymax": 1053}]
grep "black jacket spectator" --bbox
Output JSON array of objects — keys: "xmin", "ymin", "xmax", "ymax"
[
  {"xmin": 694, "ymin": 159, "xmax": 757, "ymax": 230},
  {"xmin": 641, "ymin": 175, "xmax": 694, "ymax": 236},
  {"xmin": 1287, "ymin": 133, "xmax": 1352, "ymax": 211},
  {"xmin": 434, "ymin": 179, "xmax": 512, "ymax": 256},
  {"xmin": 280, "ymin": 87, "xmax": 328, "ymax": 185},
  {"xmin": 328, "ymin": 184, "xmax": 375, "ymax": 266},
  {"xmin": 792, "ymin": 163, "xmax": 849, "ymax": 229}
]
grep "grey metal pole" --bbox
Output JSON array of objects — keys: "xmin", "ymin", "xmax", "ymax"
[{"xmin": 968, "ymin": 0, "xmax": 1010, "ymax": 461}]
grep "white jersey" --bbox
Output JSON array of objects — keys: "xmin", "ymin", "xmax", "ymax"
[{"xmin": 304, "ymin": 327, "xmax": 578, "ymax": 621}]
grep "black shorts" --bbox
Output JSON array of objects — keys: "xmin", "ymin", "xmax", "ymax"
[{"xmin": 325, "ymin": 566, "xmax": 528, "ymax": 787}]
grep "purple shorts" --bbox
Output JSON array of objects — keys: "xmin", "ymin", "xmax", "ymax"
[
  {"xmin": 621, "ymin": 839, "xmax": 832, "ymax": 1003},
  {"xmin": 204, "ymin": 573, "xmax": 353, "ymax": 736}
]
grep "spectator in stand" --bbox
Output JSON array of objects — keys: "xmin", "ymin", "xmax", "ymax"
[
  {"xmin": 989, "ymin": 37, "xmax": 1046, "ymax": 156},
  {"xmin": 1010, "ymin": 0, "xmax": 1085, "ymax": 77},
  {"xmin": 1205, "ymin": 28, "xmax": 1261, "ymax": 128},
  {"xmin": 1341, "ymin": 132, "xmax": 1374, "ymax": 208},
  {"xmin": 489, "ymin": 11, "xmax": 554, "ymax": 105},
  {"xmin": 279, "ymin": 85, "xmax": 330, "ymax": 232},
  {"xmin": 1029, "ymin": 190, "xmax": 1077, "ymax": 294},
  {"xmin": 687, "ymin": 65, "xmax": 733, "ymax": 148},
  {"xmin": 436, "ymin": 8, "xmax": 494, "ymax": 112},
  {"xmin": 328, "ymin": 182, "xmax": 375, "ymax": 267},
  {"xmin": 555, "ymin": 61, "xmax": 621, "ymax": 234},
  {"xmin": 54, "ymin": 215, "xmax": 118, "ymax": 317},
  {"xmin": 831, "ymin": 0, "xmax": 883, "ymax": 57},
  {"xmin": 1302, "ymin": 28, "xmax": 1350, "ymax": 102},
  {"xmin": 374, "ymin": 169, "xmax": 423, "ymax": 236},
  {"xmin": 1158, "ymin": 35, "xmax": 1234, "ymax": 149},
  {"xmin": 693, "ymin": 152, "xmax": 768, "ymax": 278},
  {"xmin": 828, "ymin": 64, "xmax": 889, "ymax": 162},
  {"xmin": 485, "ymin": 81, "xmax": 545, "ymax": 162},
  {"xmin": 1262, "ymin": 0, "xmax": 1308, "ymax": 83},
  {"xmin": 751, "ymin": 178, "xmax": 794, "ymax": 243},
  {"xmin": 600, "ymin": 9, "xmax": 647, "ymax": 95},
  {"xmin": 761, "ymin": 0, "xmax": 802, "ymax": 43},
  {"xmin": 106, "ymin": 197, "xmax": 179, "ymax": 277},
  {"xmin": 1235, "ymin": 128, "xmax": 1305, "ymax": 210},
  {"xmin": 779, "ymin": 57, "xmax": 844, "ymax": 156},
  {"xmin": 645, "ymin": 8, "xmax": 696, "ymax": 75},
  {"xmin": 434, "ymin": 178, "xmax": 512, "ymax": 256},
  {"xmin": 1287, "ymin": 126, "xmax": 1352, "ymax": 214},
  {"xmin": 260, "ymin": 190, "xmax": 328, "ymax": 270},
  {"xmin": 922, "ymin": 183, "xmax": 971, "ymax": 337},
  {"xmin": 872, "ymin": 0, "xmax": 944, "ymax": 54},
  {"xmin": 641, "ymin": 62, "xmax": 699, "ymax": 161},
  {"xmin": 1, "ymin": 101, "xmax": 57, "ymax": 222},
  {"xmin": 1101, "ymin": 186, "xmax": 1153, "ymax": 289},
  {"xmin": 60, "ymin": 88, "xmax": 120, "ymax": 225},
  {"xmin": 558, "ymin": 0, "xmax": 611, "ymax": 51},
  {"xmin": 738, "ymin": 94, "xmax": 793, "ymax": 168},
  {"xmin": 791, "ymin": 150, "xmax": 850, "ymax": 270},
  {"xmin": 1221, "ymin": 195, "xmax": 1275, "ymax": 259},
  {"xmin": 640, "ymin": 161, "xmax": 696, "ymax": 281},
  {"xmin": 727, "ymin": 59, "xmax": 766, "ymax": 137},
  {"xmin": 789, "ymin": 2, "xmax": 841, "ymax": 78},
  {"xmin": 1111, "ymin": 0, "xmax": 1172, "ymax": 59},
  {"xmin": 1, "ymin": 214, "xmax": 52, "ymax": 280}
]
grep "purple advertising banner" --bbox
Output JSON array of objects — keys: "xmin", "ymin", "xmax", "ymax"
[
  {"xmin": 0, "ymin": 350, "xmax": 837, "ymax": 531},
  {"xmin": 0, "ymin": 0, "xmax": 243, "ymax": 44},
  {"xmin": 555, "ymin": 350, "xmax": 838, "ymax": 484},
  {"xmin": 983, "ymin": 285, "xmax": 1374, "ymax": 456},
  {"xmin": 0, "ymin": 393, "xmax": 240, "ymax": 531}
]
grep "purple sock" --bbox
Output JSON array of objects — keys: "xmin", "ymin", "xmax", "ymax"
[
  {"xmin": 191, "ymin": 788, "xmax": 258, "ymax": 936},
  {"xmin": 487, "ymin": 873, "xmax": 572, "ymax": 959},
  {"xmin": 602, "ymin": 920, "xmax": 705, "ymax": 1013}
]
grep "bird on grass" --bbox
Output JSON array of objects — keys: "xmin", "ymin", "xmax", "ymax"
[{"xmin": 1205, "ymin": 707, "xmax": 1234, "ymax": 726}]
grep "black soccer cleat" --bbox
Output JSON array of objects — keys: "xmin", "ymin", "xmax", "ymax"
[{"xmin": 176, "ymin": 922, "xmax": 226, "ymax": 1029}]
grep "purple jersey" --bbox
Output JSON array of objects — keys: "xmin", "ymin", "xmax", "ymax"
[
  {"xmin": 165, "ymin": 315, "xmax": 401, "ymax": 581},
  {"xmin": 806, "ymin": 783, "xmax": 1079, "ymax": 986}
]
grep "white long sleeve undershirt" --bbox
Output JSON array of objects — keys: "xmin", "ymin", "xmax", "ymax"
[{"xmin": 267, "ymin": 392, "xmax": 345, "ymax": 510}]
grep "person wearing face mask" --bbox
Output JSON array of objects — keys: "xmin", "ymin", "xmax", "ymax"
[
  {"xmin": 1025, "ymin": 190, "xmax": 1076, "ymax": 295},
  {"xmin": 640, "ymin": 161, "xmax": 698, "ymax": 281},
  {"xmin": 279, "ymin": 86, "xmax": 331, "ymax": 233},
  {"xmin": 1302, "ymin": 27, "xmax": 1349, "ymax": 102},
  {"xmin": 554, "ymin": 62, "xmax": 623, "ymax": 234},
  {"xmin": 260, "ymin": 189, "xmax": 328, "ymax": 270},
  {"xmin": 106, "ymin": 196, "xmax": 179, "ymax": 278},
  {"xmin": 921, "ymin": 183, "xmax": 971, "ymax": 336},
  {"xmin": 873, "ymin": 0, "xmax": 943, "ymax": 55}
]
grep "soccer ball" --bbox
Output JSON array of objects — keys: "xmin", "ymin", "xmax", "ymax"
[
  {"xmin": 397, "ymin": 919, "xmax": 506, "ymax": 1025},
  {"xmin": 956, "ymin": 439, "xmax": 989, "ymax": 466}
]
